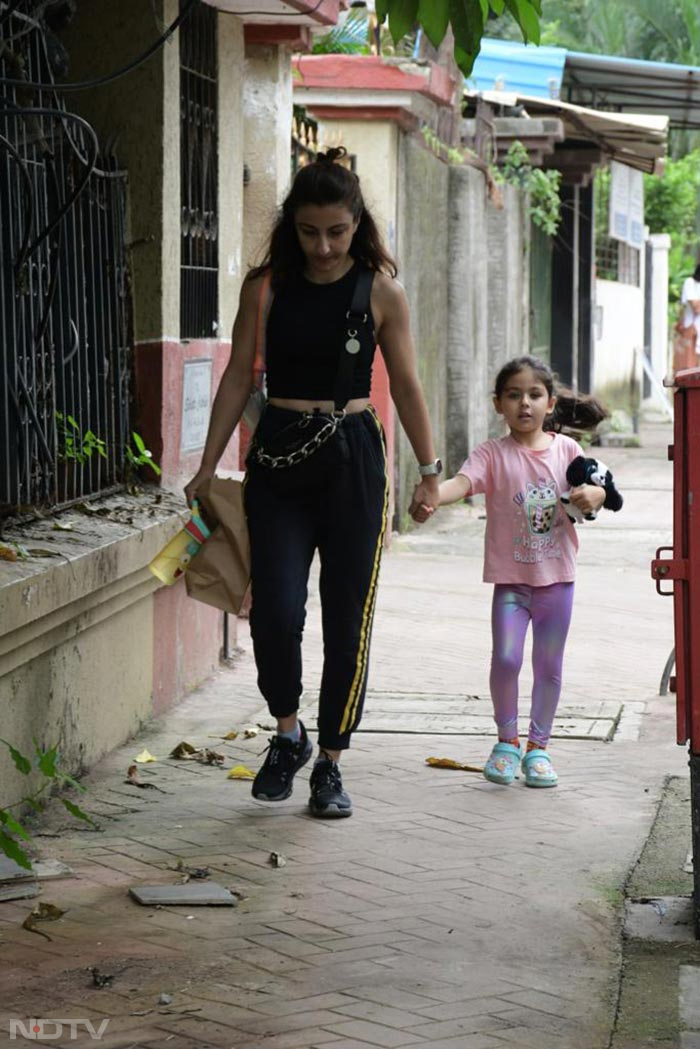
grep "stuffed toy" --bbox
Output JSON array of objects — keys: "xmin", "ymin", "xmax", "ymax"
[{"xmin": 560, "ymin": 455, "xmax": 623, "ymax": 523}]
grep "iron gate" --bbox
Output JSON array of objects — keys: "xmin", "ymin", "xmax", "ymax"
[{"xmin": 1, "ymin": 7, "xmax": 131, "ymax": 514}]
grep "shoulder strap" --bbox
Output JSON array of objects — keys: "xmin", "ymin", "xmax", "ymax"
[
  {"xmin": 253, "ymin": 270, "xmax": 273, "ymax": 382},
  {"xmin": 333, "ymin": 267, "xmax": 375, "ymax": 412}
]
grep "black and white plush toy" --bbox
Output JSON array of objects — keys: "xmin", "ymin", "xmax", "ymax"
[{"xmin": 560, "ymin": 456, "xmax": 624, "ymax": 523}]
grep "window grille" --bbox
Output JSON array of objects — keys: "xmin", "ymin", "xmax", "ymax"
[
  {"xmin": 1, "ymin": 10, "xmax": 131, "ymax": 515},
  {"xmin": 180, "ymin": 0, "xmax": 218, "ymax": 339},
  {"xmin": 595, "ymin": 235, "xmax": 640, "ymax": 287}
]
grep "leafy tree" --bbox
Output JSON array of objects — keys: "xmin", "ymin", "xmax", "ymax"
[{"xmin": 377, "ymin": 0, "xmax": 543, "ymax": 75}]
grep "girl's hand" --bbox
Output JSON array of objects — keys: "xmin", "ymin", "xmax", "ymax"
[
  {"xmin": 184, "ymin": 467, "xmax": 215, "ymax": 508},
  {"xmin": 568, "ymin": 483, "xmax": 606, "ymax": 515},
  {"xmin": 411, "ymin": 499, "xmax": 434, "ymax": 524}
]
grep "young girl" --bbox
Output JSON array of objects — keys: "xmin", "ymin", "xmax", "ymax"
[
  {"xmin": 413, "ymin": 356, "xmax": 611, "ymax": 788},
  {"xmin": 185, "ymin": 149, "xmax": 440, "ymax": 818}
]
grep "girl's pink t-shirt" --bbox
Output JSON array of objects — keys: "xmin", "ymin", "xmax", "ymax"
[{"xmin": 458, "ymin": 432, "xmax": 581, "ymax": 585}]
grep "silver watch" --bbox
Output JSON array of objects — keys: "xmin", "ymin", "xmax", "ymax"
[{"xmin": 418, "ymin": 459, "xmax": 443, "ymax": 477}]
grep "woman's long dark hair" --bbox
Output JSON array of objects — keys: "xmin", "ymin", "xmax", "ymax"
[
  {"xmin": 249, "ymin": 147, "xmax": 397, "ymax": 288},
  {"xmin": 494, "ymin": 355, "xmax": 609, "ymax": 434}
]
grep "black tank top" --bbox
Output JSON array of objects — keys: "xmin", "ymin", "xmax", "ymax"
[{"xmin": 265, "ymin": 263, "xmax": 376, "ymax": 401}]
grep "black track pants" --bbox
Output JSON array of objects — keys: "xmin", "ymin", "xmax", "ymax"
[{"xmin": 244, "ymin": 406, "xmax": 389, "ymax": 751}]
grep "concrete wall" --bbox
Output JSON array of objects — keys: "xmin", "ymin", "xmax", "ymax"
[
  {"xmin": 0, "ymin": 498, "xmax": 215, "ymax": 806},
  {"xmin": 396, "ymin": 135, "xmax": 449, "ymax": 529},
  {"xmin": 242, "ymin": 43, "xmax": 294, "ymax": 271},
  {"xmin": 486, "ymin": 183, "xmax": 530, "ymax": 436},
  {"xmin": 446, "ymin": 165, "xmax": 489, "ymax": 475},
  {"xmin": 593, "ymin": 278, "xmax": 644, "ymax": 411}
]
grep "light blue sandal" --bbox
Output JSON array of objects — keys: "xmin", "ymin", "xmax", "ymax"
[
  {"xmin": 522, "ymin": 748, "xmax": 558, "ymax": 788},
  {"xmin": 483, "ymin": 742, "xmax": 522, "ymax": 785}
]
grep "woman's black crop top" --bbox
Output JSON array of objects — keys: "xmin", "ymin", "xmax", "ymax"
[{"xmin": 265, "ymin": 263, "xmax": 376, "ymax": 401}]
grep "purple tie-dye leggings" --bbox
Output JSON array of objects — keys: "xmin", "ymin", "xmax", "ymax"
[{"xmin": 489, "ymin": 582, "xmax": 575, "ymax": 748}]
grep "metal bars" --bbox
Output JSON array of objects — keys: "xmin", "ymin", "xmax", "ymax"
[
  {"xmin": 180, "ymin": 0, "xmax": 218, "ymax": 340},
  {"xmin": 0, "ymin": 11, "xmax": 130, "ymax": 514}
]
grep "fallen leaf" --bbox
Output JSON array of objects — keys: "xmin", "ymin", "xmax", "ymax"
[
  {"xmin": 25, "ymin": 547, "xmax": 61, "ymax": 558},
  {"xmin": 169, "ymin": 741, "xmax": 198, "ymax": 760},
  {"xmin": 171, "ymin": 860, "xmax": 211, "ymax": 880},
  {"xmin": 269, "ymin": 852, "xmax": 286, "ymax": 868},
  {"xmin": 195, "ymin": 748, "xmax": 225, "ymax": 766},
  {"xmin": 125, "ymin": 764, "xmax": 165, "ymax": 791},
  {"xmin": 22, "ymin": 901, "xmax": 65, "ymax": 941},
  {"xmin": 243, "ymin": 727, "xmax": 259, "ymax": 739},
  {"xmin": 87, "ymin": 965, "xmax": 114, "ymax": 988},
  {"xmin": 425, "ymin": 757, "xmax": 483, "ymax": 773},
  {"xmin": 134, "ymin": 749, "xmax": 158, "ymax": 763},
  {"xmin": 0, "ymin": 544, "xmax": 18, "ymax": 561},
  {"xmin": 52, "ymin": 520, "xmax": 74, "ymax": 531},
  {"xmin": 220, "ymin": 731, "xmax": 239, "ymax": 741},
  {"xmin": 227, "ymin": 765, "xmax": 255, "ymax": 780}
]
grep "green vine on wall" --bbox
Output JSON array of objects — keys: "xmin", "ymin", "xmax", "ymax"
[{"xmin": 496, "ymin": 140, "xmax": 562, "ymax": 236}]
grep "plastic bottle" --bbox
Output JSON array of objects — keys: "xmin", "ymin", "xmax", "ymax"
[{"xmin": 148, "ymin": 501, "xmax": 212, "ymax": 585}]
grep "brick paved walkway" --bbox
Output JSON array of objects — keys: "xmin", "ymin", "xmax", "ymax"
[{"xmin": 0, "ymin": 422, "xmax": 686, "ymax": 1049}]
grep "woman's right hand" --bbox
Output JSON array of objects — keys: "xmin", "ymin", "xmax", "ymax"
[{"xmin": 184, "ymin": 467, "xmax": 215, "ymax": 508}]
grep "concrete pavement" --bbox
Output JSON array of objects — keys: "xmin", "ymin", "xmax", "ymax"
[{"xmin": 0, "ymin": 420, "xmax": 691, "ymax": 1049}]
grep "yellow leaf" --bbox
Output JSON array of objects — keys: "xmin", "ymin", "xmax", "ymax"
[
  {"xmin": 425, "ymin": 756, "xmax": 483, "ymax": 773},
  {"xmin": 227, "ymin": 764, "xmax": 255, "ymax": 780},
  {"xmin": 134, "ymin": 749, "xmax": 158, "ymax": 763},
  {"xmin": 221, "ymin": 731, "xmax": 239, "ymax": 740}
]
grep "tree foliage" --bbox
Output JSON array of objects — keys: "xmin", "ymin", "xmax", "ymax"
[{"xmin": 377, "ymin": 0, "xmax": 543, "ymax": 75}]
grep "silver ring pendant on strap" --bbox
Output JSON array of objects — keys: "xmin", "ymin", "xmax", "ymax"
[{"xmin": 255, "ymin": 410, "xmax": 347, "ymax": 470}]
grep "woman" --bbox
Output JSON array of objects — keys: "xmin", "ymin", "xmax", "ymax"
[
  {"xmin": 185, "ymin": 148, "xmax": 440, "ymax": 819},
  {"xmin": 678, "ymin": 261, "xmax": 700, "ymax": 367}
]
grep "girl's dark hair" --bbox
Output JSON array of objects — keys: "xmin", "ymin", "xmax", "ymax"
[
  {"xmin": 693, "ymin": 260, "xmax": 700, "ymax": 282},
  {"xmin": 249, "ymin": 147, "xmax": 397, "ymax": 288},
  {"xmin": 494, "ymin": 355, "xmax": 609, "ymax": 433}
]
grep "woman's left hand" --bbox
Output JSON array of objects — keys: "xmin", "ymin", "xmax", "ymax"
[{"xmin": 569, "ymin": 483, "xmax": 606, "ymax": 515}]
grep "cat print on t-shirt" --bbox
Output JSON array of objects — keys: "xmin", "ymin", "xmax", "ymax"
[{"xmin": 512, "ymin": 476, "xmax": 566, "ymax": 565}]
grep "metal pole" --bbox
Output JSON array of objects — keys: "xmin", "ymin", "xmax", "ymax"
[
  {"xmin": 691, "ymin": 752, "xmax": 700, "ymax": 937},
  {"xmin": 572, "ymin": 184, "xmax": 580, "ymax": 393}
]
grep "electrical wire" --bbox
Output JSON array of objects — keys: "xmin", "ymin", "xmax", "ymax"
[
  {"xmin": 0, "ymin": 129, "xmax": 35, "ymax": 274},
  {"xmin": 0, "ymin": 0, "xmax": 26, "ymax": 29},
  {"xmin": 1, "ymin": 107, "xmax": 98, "ymax": 258},
  {"xmin": 0, "ymin": 0, "xmax": 197, "ymax": 91}
]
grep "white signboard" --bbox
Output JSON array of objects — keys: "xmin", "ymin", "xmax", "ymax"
[
  {"xmin": 180, "ymin": 359, "xmax": 212, "ymax": 453},
  {"xmin": 609, "ymin": 160, "xmax": 644, "ymax": 249},
  {"xmin": 628, "ymin": 168, "xmax": 644, "ymax": 250}
]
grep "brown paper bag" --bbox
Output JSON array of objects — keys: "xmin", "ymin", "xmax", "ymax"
[{"xmin": 185, "ymin": 478, "xmax": 250, "ymax": 614}]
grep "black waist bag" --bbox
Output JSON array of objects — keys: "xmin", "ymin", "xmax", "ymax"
[
  {"xmin": 249, "ymin": 267, "xmax": 374, "ymax": 497},
  {"xmin": 252, "ymin": 409, "xmax": 350, "ymax": 496}
]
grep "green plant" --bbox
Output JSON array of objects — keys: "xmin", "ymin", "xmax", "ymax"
[
  {"xmin": 125, "ymin": 431, "xmax": 162, "ymax": 477},
  {"xmin": 312, "ymin": 7, "xmax": 371, "ymax": 54},
  {"xmin": 496, "ymin": 141, "xmax": 562, "ymax": 235},
  {"xmin": 0, "ymin": 739, "xmax": 95, "ymax": 869},
  {"xmin": 421, "ymin": 125, "xmax": 467, "ymax": 166},
  {"xmin": 55, "ymin": 412, "xmax": 107, "ymax": 465},
  {"xmin": 376, "ymin": 0, "xmax": 542, "ymax": 76}
]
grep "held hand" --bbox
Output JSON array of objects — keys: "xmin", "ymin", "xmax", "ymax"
[
  {"xmin": 409, "ymin": 478, "xmax": 439, "ymax": 523},
  {"xmin": 184, "ymin": 467, "xmax": 215, "ymax": 509},
  {"xmin": 568, "ymin": 483, "xmax": 606, "ymax": 516}
]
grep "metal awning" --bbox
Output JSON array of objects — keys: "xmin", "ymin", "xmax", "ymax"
[
  {"xmin": 565, "ymin": 52, "xmax": 700, "ymax": 130},
  {"xmin": 465, "ymin": 89, "xmax": 668, "ymax": 174}
]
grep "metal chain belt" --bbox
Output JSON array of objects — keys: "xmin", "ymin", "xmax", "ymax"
[{"xmin": 254, "ymin": 410, "xmax": 346, "ymax": 470}]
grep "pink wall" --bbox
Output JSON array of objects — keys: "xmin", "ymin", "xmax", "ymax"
[
  {"xmin": 134, "ymin": 338, "xmax": 238, "ymax": 715},
  {"xmin": 134, "ymin": 338, "xmax": 238, "ymax": 492}
]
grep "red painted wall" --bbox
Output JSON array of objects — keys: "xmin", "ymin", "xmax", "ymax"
[{"xmin": 134, "ymin": 338, "xmax": 238, "ymax": 716}]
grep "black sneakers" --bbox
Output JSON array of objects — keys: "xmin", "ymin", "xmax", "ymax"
[
  {"xmin": 308, "ymin": 757, "xmax": 353, "ymax": 818},
  {"xmin": 252, "ymin": 722, "xmax": 313, "ymax": 801}
]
